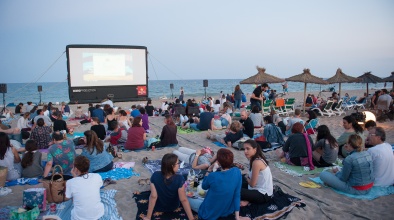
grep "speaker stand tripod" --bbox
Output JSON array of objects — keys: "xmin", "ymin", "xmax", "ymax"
[
  {"xmin": 1, "ymin": 93, "xmax": 6, "ymax": 115},
  {"xmin": 39, "ymin": 91, "xmax": 42, "ymax": 106}
]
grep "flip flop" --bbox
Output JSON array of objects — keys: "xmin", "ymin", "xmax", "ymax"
[
  {"xmin": 299, "ymin": 181, "xmax": 321, "ymax": 188},
  {"xmin": 142, "ymin": 157, "xmax": 148, "ymax": 165}
]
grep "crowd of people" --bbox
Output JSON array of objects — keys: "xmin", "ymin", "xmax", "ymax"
[{"xmin": 1, "ymin": 84, "xmax": 394, "ymax": 219}]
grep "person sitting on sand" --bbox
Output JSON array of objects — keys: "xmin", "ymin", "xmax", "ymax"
[
  {"xmin": 66, "ymin": 155, "xmax": 105, "ymax": 220},
  {"xmin": 143, "ymin": 153, "xmax": 194, "ymax": 220},
  {"xmin": 0, "ymin": 132, "xmax": 22, "ymax": 181},
  {"xmin": 21, "ymin": 140, "xmax": 42, "ymax": 178},
  {"xmin": 312, "ymin": 125, "xmax": 338, "ymax": 167},
  {"xmin": 105, "ymin": 107, "xmax": 117, "ymax": 131},
  {"xmin": 17, "ymin": 112, "xmax": 31, "ymax": 130},
  {"xmin": 278, "ymin": 123, "xmax": 314, "ymax": 167},
  {"xmin": 320, "ymin": 134, "xmax": 374, "ymax": 195},
  {"xmin": 210, "ymin": 115, "xmax": 225, "ymax": 130},
  {"xmin": 33, "ymin": 109, "xmax": 52, "ymax": 128},
  {"xmin": 25, "ymin": 101, "xmax": 35, "ymax": 113},
  {"xmin": 206, "ymin": 121, "xmax": 243, "ymax": 148},
  {"xmin": 173, "ymin": 146, "xmax": 216, "ymax": 170},
  {"xmin": 241, "ymin": 139, "xmax": 273, "ymax": 206},
  {"xmin": 130, "ymin": 104, "xmax": 141, "ymax": 118},
  {"xmin": 212, "ymin": 99, "xmax": 221, "ymax": 114},
  {"xmin": 249, "ymin": 106, "xmax": 264, "ymax": 128},
  {"xmin": 337, "ymin": 115, "xmax": 364, "ymax": 158},
  {"xmin": 261, "ymin": 116, "xmax": 285, "ymax": 146},
  {"xmin": 240, "ymin": 110, "xmax": 254, "ymax": 138},
  {"xmin": 125, "ymin": 117, "xmax": 147, "ymax": 150},
  {"xmin": 53, "ymin": 112, "xmax": 70, "ymax": 133},
  {"xmin": 43, "ymin": 131, "xmax": 76, "ymax": 177},
  {"xmin": 107, "ymin": 121, "xmax": 127, "ymax": 146},
  {"xmin": 30, "ymin": 118, "xmax": 52, "ymax": 149},
  {"xmin": 188, "ymin": 148, "xmax": 246, "ymax": 220},
  {"xmin": 364, "ymin": 120, "xmax": 376, "ymax": 149},
  {"xmin": 15, "ymin": 102, "xmax": 24, "ymax": 115},
  {"xmin": 145, "ymin": 99, "xmax": 155, "ymax": 116},
  {"xmin": 81, "ymin": 130, "xmax": 113, "ymax": 173},
  {"xmin": 366, "ymin": 127, "xmax": 394, "ymax": 186},
  {"xmin": 156, "ymin": 114, "xmax": 178, "ymax": 148},
  {"xmin": 90, "ymin": 117, "xmax": 106, "ymax": 141},
  {"xmin": 92, "ymin": 104, "xmax": 105, "ymax": 123},
  {"xmin": 285, "ymin": 109, "xmax": 303, "ymax": 136},
  {"xmin": 117, "ymin": 110, "xmax": 132, "ymax": 130},
  {"xmin": 61, "ymin": 101, "xmax": 71, "ymax": 116},
  {"xmin": 190, "ymin": 105, "xmax": 214, "ymax": 131},
  {"xmin": 74, "ymin": 106, "xmax": 84, "ymax": 119},
  {"xmin": 139, "ymin": 107, "xmax": 150, "ymax": 131}
]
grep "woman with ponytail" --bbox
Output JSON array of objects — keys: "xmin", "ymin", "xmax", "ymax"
[
  {"xmin": 21, "ymin": 140, "xmax": 43, "ymax": 178},
  {"xmin": 337, "ymin": 116, "xmax": 365, "ymax": 158}
]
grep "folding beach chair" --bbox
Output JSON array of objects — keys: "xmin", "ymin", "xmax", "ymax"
[
  {"xmin": 312, "ymin": 101, "xmax": 336, "ymax": 117},
  {"xmin": 262, "ymin": 100, "xmax": 273, "ymax": 116},
  {"xmin": 355, "ymin": 98, "xmax": 367, "ymax": 109},
  {"xmin": 284, "ymin": 98, "xmax": 295, "ymax": 115},
  {"xmin": 273, "ymin": 98, "xmax": 288, "ymax": 116},
  {"xmin": 304, "ymin": 118, "xmax": 320, "ymax": 135},
  {"xmin": 342, "ymin": 96, "xmax": 357, "ymax": 111},
  {"xmin": 332, "ymin": 99, "xmax": 345, "ymax": 116}
]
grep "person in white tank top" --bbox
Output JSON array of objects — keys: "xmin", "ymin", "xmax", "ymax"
[{"xmin": 241, "ymin": 139, "xmax": 273, "ymax": 206}]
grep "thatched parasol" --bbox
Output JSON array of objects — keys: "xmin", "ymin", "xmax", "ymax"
[
  {"xmin": 240, "ymin": 66, "xmax": 285, "ymax": 84},
  {"xmin": 357, "ymin": 72, "xmax": 383, "ymax": 95},
  {"xmin": 326, "ymin": 68, "xmax": 361, "ymax": 97},
  {"xmin": 286, "ymin": 68, "xmax": 327, "ymax": 113},
  {"xmin": 383, "ymin": 72, "xmax": 394, "ymax": 91}
]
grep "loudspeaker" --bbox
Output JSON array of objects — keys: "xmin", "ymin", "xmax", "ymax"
[
  {"xmin": 170, "ymin": 83, "xmax": 174, "ymax": 90},
  {"xmin": 203, "ymin": 80, "xmax": 208, "ymax": 88},
  {"xmin": 38, "ymin": 85, "xmax": 42, "ymax": 92},
  {"xmin": 0, "ymin": 84, "xmax": 7, "ymax": 93}
]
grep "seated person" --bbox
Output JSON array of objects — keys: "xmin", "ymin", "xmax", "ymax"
[
  {"xmin": 107, "ymin": 121, "xmax": 127, "ymax": 146},
  {"xmin": 364, "ymin": 120, "xmax": 376, "ymax": 148},
  {"xmin": 313, "ymin": 125, "xmax": 338, "ymax": 167},
  {"xmin": 90, "ymin": 117, "xmax": 106, "ymax": 140},
  {"xmin": 190, "ymin": 106, "xmax": 214, "ymax": 131},
  {"xmin": 240, "ymin": 110, "xmax": 254, "ymax": 138},
  {"xmin": 74, "ymin": 106, "xmax": 84, "ymax": 119},
  {"xmin": 81, "ymin": 130, "xmax": 113, "ymax": 173},
  {"xmin": 277, "ymin": 123, "xmax": 314, "ymax": 167},
  {"xmin": 173, "ymin": 146, "xmax": 216, "ymax": 170},
  {"xmin": 142, "ymin": 153, "xmax": 194, "ymax": 220},
  {"xmin": 261, "ymin": 116, "xmax": 285, "ymax": 146},
  {"xmin": 249, "ymin": 106, "xmax": 264, "ymax": 128},
  {"xmin": 285, "ymin": 109, "xmax": 303, "ymax": 136},
  {"xmin": 157, "ymin": 115, "xmax": 178, "ymax": 147},
  {"xmin": 66, "ymin": 156, "xmax": 104, "ymax": 220},
  {"xmin": 125, "ymin": 117, "xmax": 147, "ymax": 150},
  {"xmin": 241, "ymin": 140, "xmax": 273, "ymax": 206},
  {"xmin": 0, "ymin": 132, "xmax": 22, "ymax": 181},
  {"xmin": 206, "ymin": 121, "xmax": 243, "ymax": 148},
  {"xmin": 320, "ymin": 134, "xmax": 374, "ymax": 195},
  {"xmin": 21, "ymin": 140, "xmax": 43, "ymax": 178},
  {"xmin": 15, "ymin": 103, "xmax": 24, "ymax": 115}
]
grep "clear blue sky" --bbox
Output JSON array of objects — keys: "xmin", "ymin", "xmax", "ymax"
[{"xmin": 1, "ymin": 0, "xmax": 393, "ymax": 83}]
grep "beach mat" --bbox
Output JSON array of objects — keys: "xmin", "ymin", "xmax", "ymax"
[
  {"xmin": 98, "ymin": 168, "xmax": 140, "ymax": 181},
  {"xmin": 41, "ymin": 189, "xmax": 122, "ymax": 220},
  {"xmin": 309, "ymin": 177, "xmax": 394, "ymax": 200},
  {"xmin": 143, "ymin": 160, "xmax": 204, "ymax": 178},
  {"xmin": 274, "ymin": 162, "xmax": 328, "ymax": 177},
  {"xmin": 240, "ymin": 186, "xmax": 306, "ymax": 219},
  {"xmin": 177, "ymin": 127, "xmax": 200, "ymax": 134},
  {"xmin": 213, "ymin": 141, "xmax": 227, "ymax": 148},
  {"xmin": 5, "ymin": 178, "xmax": 40, "ymax": 187},
  {"xmin": 262, "ymin": 143, "xmax": 282, "ymax": 153},
  {"xmin": 134, "ymin": 191, "xmax": 198, "ymax": 220}
]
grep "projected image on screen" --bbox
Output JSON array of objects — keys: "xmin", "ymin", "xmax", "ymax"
[{"xmin": 68, "ymin": 47, "xmax": 147, "ymax": 87}]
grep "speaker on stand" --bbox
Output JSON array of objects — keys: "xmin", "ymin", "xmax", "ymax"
[
  {"xmin": 0, "ymin": 84, "xmax": 7, "ymax": 114},
  {"xmin": 38, "ymin": 85, "xmax": 42, "ymax": 106},
  {"xmin": 170, "ymin": 83, "xmax": 174, "ymax": 99},
  {"xmin": 203, "ymin": 80, "xmax": 208, "ymax": 100}
]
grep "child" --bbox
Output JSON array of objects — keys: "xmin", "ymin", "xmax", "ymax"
[
  {"xmin": 21, "ymin": 140, "xmax": 43, "ymax": 178},
  {"xmin": 107, "ymin": 121, "xmax": 127, "ymax": 145}
]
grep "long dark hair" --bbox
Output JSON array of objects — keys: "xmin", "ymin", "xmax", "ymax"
[
  {"xmin": 21, "ymin": 140, "xmax": 38, "ymax": 168},
  {"xmin": 84, "ymin": 130, "xmax": 104, "ymax": 154},
  {"xmin": 316, "ymin": 125, "xmax": 338, "ymax": 149},
  {"xmin": 244, "ymin": 139, "xmax": 268, "ymax": 171},
  {"xmin": 0, "ymin": 132, "xmax": 11, "ymax": 160},
  {"xmin": 165, "ymin": 114, "xmax": 176, "ymax": 127},
  {"xmin": 132, "ymin": 116, "xmax": 142, "ymax": 127},
  {"xmin": 343, "ymin": 115, "xmax": 363, "ymax": 134},
  {"xmin": 161, "ymin": 153, "xmax": 178, "ymax": 183}
]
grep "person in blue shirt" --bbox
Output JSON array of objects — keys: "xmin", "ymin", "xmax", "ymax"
[
  {"xmin": 190, "ymin": 106, "xmax": 214, "ymax": 131},
  {"xmin": 143, "ymin": 153, "xmax": 194, "ymax": 220},
  {"xmin": 81, "ymin": 130, "xmax": 113, "ymax": 173},
  {"xmin": 189, "ymin": 148, "xmax": 245, "ymax": 220},
  {"xmin": 130, "ymin": 105, "xmax": 141, "ymax": 118},
  {"xmin": 91, "ymin": 104, "xmax": 105, "ymax": 123}
]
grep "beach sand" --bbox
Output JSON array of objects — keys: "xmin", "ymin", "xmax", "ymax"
[{"xmin": 1, "ymin": 89, "xmax": 393, "ymax": 220}]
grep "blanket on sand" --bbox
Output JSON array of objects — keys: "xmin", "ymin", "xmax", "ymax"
[
  {"xmin": 144, "ymin": 160, "xmax": 202, "ymax": 178},
  {"xmin": 274, "ymin": 162, "xmax": 331, "ymax": 177},
  {"xmin": 310, "ymin": 177, "xmax": 394, "ymax": 200},
  {"xmin": 98, "ymin": 168, "xmax": 140, "ymax": 181},
  {"xmin": 134, "ymin": 187, "xmax": 306, "ymax": 220}
]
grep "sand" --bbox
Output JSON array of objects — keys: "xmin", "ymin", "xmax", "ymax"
[{"xmin": 1, "ymin": 89, "xmax": 393, "ymax": 220}]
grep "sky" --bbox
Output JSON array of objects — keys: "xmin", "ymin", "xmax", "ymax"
[{"xmin": 0, "ymin": 0, "xmax": 393, "ymax": 83}]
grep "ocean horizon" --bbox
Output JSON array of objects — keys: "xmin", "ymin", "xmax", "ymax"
[{"xmin": 1, "ymin": 79, "xmax": 386, "ymax": 105}]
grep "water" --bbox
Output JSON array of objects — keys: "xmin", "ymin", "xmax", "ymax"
[{"xmin": 1, "ymin": 79, "xmax": 387, "ymax": 105}]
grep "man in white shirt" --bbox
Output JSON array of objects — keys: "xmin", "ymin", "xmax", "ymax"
[
  {"xmin": 367, "ymin": 127, "xmax": 394, "ymax": 186},
  {"xmin": 101, "ymin": 97, "xmax": 114, "ymax": 108},
  {"xmin": 285, "ymin": 109, "xmax": 303, "ymax": 136},
  {"xmin": 33, "ymin": 109, "xmax": 52, "ymax": 128},
  {"xmin": 377, "ymin": 89, "xmax": 392, "ymax": 111}
]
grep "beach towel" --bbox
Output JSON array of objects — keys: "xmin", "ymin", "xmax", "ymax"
[
  {"xmin": 309, "ymin": 177, "xmax": 394, "ymax": 200},
  {"xmin": 113, "ymin": 162, "xmax": 135, "ymax": 169},
  {"xmin": 144, "ymin": 160, "xmax": 203, "ymax": 178},
  {"xmin": 240, "ymin": 187, "xmax": 306, "ymax": 219},
  {"xmin": 66, "ymin": 132, "xmax": 84, "ymax": 139},
  {"xmin": 177, "ymin": 127, "xmax": 200, "ymax": 134},
  {"xmin": 274, "ymin": 162, "xmax": 328, "ymax": 177},
  {"xmin": 42, "ymin": 189, "xmax": 122, "ymax": 220},
  {"xmin": 98, "ymin": 168, "xmax": 140, "ymax": 181},
  {"xmin": 213, "ymin": 141, "xmax": 227, "ymax": 148},
  {"xmin": 134, "ymin": 191, "xmax": 198, "ymax": 220},
  {"xmin": 5, "ymin": 178, "xmax": 40, "ymax": 187}
]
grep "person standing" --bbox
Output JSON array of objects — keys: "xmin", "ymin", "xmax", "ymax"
[
  {"xmin": 179, "ymin": 87, "xmax": 184, "ymax": 102},
  {"xmin": 234, "ymin": 85, "xmax": 243, "ymax": 110},
  {"xmin": 282, "ymin": 81, "xmax": 288, "ymax": 94},
  {"xmin": 250, "ymin": 83, "xmax": 268, "ymax": 112}
]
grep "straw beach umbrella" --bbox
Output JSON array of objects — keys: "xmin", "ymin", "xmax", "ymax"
[
  {"xmin": 383, "ymin": 72, "xmax": 394, "ymax": 91},
  {"xmin": 357, "ymin": 72, "xmax": 383, "ymax": 95},
  {"xmin": 240, "ymin": 66, "xmax": 285, "ymax": 84},
  {"xmin": 286, "ymin": 68, "xmax": 328, "ymax": 113},
  {"xmin": 326, "ymin": 68, "xmax": 361, "ymax": 97}
]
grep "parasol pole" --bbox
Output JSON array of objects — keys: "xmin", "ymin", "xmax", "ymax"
[
  {"xmin": 367, "ymin": 83, "xmax": 369, "ymax": 96},
  {"xmin": 303, "ymin": 82, "xmax": 307, "ymax": 113},
  {"xmin": 339, "ymin": 83, "xmax": 342, "ymax": 97}
]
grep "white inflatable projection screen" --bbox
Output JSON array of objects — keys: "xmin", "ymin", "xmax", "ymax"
[{"xmin": 68, "ymin": 47, "xmax": 147, "ymax": 87}]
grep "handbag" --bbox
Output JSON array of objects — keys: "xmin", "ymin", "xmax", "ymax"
[
  {"xmin": 23, "ymin": 188, "xmax": 47, "ymax": 211},
  {"xmin": 40, "ymin": 165, "xmax": 70, "ymax": 203}
]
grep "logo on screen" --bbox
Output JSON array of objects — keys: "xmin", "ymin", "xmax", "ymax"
[{"xmin": 136, "ymin": 86, "xmax": 147, "ymax": 96}]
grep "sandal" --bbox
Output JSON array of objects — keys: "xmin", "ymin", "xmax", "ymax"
[
  {"xmin": 142, "ymin": 157, "xmax": 148, "ymax": 165},
  {"xmin": 299, "ymin": 181, "xmax": 321, "ymax": 188},
  {"xmin": 103, "ymin": 178, "xmax": 117, "ymax": 187},
  {"xmin": 138, "ymin": 178, "xmax": 150, "ymax": 185}
]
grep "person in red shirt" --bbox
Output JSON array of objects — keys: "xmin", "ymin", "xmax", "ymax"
[{"xmin": 125, "ymin": 117, "xmax": 147, "ymax": 150}]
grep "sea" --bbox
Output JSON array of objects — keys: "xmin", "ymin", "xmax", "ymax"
[{"xmin": 1, "ymin": 79, "xmax": 387, "ymax": 105}]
